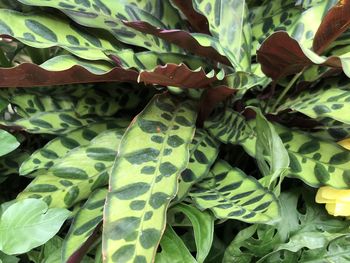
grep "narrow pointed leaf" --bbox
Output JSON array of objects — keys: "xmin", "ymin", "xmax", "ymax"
[
  {"xmin": 192, "ymin": 0, "xmax": 252, "ymax": 70},
  {"xmin": 103, "ymin": 94, "xmax": 197, "ymax": 263},
  {"xmin": 0, "ymin": 129, "xmax": 19, "ymax": 157},
  {"xmin": 20, "ymin": 121, "xmax": 125, "ymax": 175},
  {"xmin": 170, "ymin": 203, "xmax": 214, "ymax": 263},
  {"xmin": 0, "ymin": 9, "xmax": 120, "ymax": 61},
  {"xmin": 17, "ymin": 0, "xmax": 181, "ymax": 52},
  {"xmin": 155, "ymin": 226, "xmax": 197, "ymax": 263},
  {"xmin": 175, "ymin": 129, "xmax": 219, "ymax": 202},
  {"xmin": 190, "ymin": 160, "xmax": 280, "ymax": 224},
  {"xmin": 63, "ymin": 189, "xmax": 107, "ymax": 262},
  {"xmin": 17, "ymin": 129, "xmax": 124, "ymax": 208}
]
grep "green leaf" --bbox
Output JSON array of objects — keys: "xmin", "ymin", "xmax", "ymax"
[
  {"xmin": 192, "ymin": 0, "xmax": 252, "ymax": 70},
  {"xmin": 0, "ymin": 199, "xmax": 70, "ymax": 255},
  {"xmin": 17, "ymin": 0, "xmax": 182, "ymax": 52},
  {"xmin": 0, "ymin": 252, "xmax": 19, "ymax": 263},
  {"xmin": 175, "ymin": 129, "xmax": 220, "ymax": 202},
  {"xmin": 20, "ymin": 121, "xmax": 126, "ymax": 175},
  {"xmin": 0, "ymin": 9, "xmax": 121, "ymax": 61},
  {"xmin": 0, "ymin": 151, "xmax": 30, "ymax": 183},
  {"xmin": 240, "ymin": 122, "xmax": 350, "ymax": 188},
  {"xmin": 254, "ymin": 108, "xmax": 289, "ymax": 191},
  {"xmin": 17, "ymin": 129, "xmax": 124, "ymax": 208},
  {"xmin": 205, "ymin": 109, "xmax": 255, "ymax": 145},
  {"xmin": 190, "ymin": 160, "xmax": 280, "ymax": 224},
  {"xmin": 63, "ymin": 188, "xmax": 107, "ymax": 262},
  {"xmin": 170, "ymin": 203, "xmax": 214, "ymax": 263},
  {"xmin": 155, "ymin": 226, "xmax": 197, "ymax": 263},
  {"xmin": 280, "ymin": 80, "xmax": 350, "ymax": 124},
  {"xmin": 103, "ymin": 94, "xmax": 197, "ymax": 263},
  {"xmin": 299, "ymin": 235, "xmax": 350, "ymax": 262},
  {"xmin": 0, "ymin": 130, "xmax": 19, "ymax": 157}
]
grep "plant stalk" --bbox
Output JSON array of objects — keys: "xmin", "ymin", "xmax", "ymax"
[{"xmin": 271, "ymin": 70, "xmax": 304, "ymax": 112}]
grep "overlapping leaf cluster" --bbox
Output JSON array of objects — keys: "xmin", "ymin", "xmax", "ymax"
[{"xmin": 0, "ymin": 0, "xmax": 350, "ymax": 262}]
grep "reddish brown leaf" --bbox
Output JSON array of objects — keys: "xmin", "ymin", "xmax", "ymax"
[
  {"xmin": 198, "ymin": 85, "xmax": 236, "ymax": 124},
  {"xmin": 123, "ymin": 21, "xmax": 230, "ymax": 65},
  {"xmin": 171, "ymin": 0, "xmax": 210, "ymax": 34},
  {"xmin": 0, "ymin": 63, "xmax": 138, "ymax": 87},
  {"xmin": 313, "ymin": 0, "xmax": 350, "ymax": 54},
  {"xmin": 138, "ymin": 63, "xmax": 220, "ymax": 88},
  {"xmin": 257, "ymin": 32, "xmax": 341, "ymax": 80}
]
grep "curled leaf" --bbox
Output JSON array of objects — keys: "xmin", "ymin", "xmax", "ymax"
[
  {"xmin": 138, "ymin": 63, "xmax": 223, "ymax": 88},
  {"xmin": 313, "ymin": 0, "xmax": 350, "ymax": 54}
]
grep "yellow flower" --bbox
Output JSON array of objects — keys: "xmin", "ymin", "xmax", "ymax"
[{"xmin": 315, "ymin": 138, "xmax": 350, "ymax": 216}]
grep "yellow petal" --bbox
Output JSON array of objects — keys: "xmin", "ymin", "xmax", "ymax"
[
  {"xmin": 338, "ymin": 138, "xmax": 350, "ymax": 151},
  {"xmin": 326, "ymin": 202, "xmax": 350, "ymax": 216},
  {"xmin": 316, "ymin": 186, "xmax": 350, "ymax": 203}
]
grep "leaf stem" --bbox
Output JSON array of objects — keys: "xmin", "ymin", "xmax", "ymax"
[
  {"xmin": 271, "ymin": 70, "xmax": 304, "ymax": 112},
  {"xmin": 0, "ymin": 48, "xmax": 11, "ymax": 67}
]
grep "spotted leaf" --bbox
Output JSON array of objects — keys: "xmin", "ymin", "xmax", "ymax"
[
  {"xmin": 17, "ymin": 129, "xmax": 124, "ymax": 208},
  {"xmin": 192, "ymin": 0, "xmax": 252, "ymax": 70},
  {"xmin": 0, "ymin": 150, "xmax": 30, "ymax": 183},
  {"xmin": 17, "ymin": 0, "xmax": 181, "ymax": 52},
  {"xmin": 311, "ymin": 118, "xmax": 350, "ymax": 141},
  {"xmin": 103, "ymin": 94, "xmax": 197, "ymax": 263},
  {"xmin": 190, "ymin": 160, "xmax": 280, "ymax": 224},
  {"xmin": 250, "ymin": 0, "xmax": 337, "ymax": 54},
  {"xmin": 205, "ymin": 109, "xmax": 255, "ymax": 145},
  {"xmin": 175, "ymin": 129, "xmax": 220, "ymax": 202},
  {"xmin": 63, "ymin": 188, "xmax": 107, "ymax": 262},
  {"xmin": 0, "ymin": 9, "xmax": 121, "ymax": 61},
  {"xmin": 280, "ymin": 80, "xmax": 350, "ymax": 124},
  {"xmin": 20, "ymin": 121, "xmax": 126, "ymax": 175},
  {"xmin": 241, "ymin": 122, "xmax": 350, "ymax": 188}
]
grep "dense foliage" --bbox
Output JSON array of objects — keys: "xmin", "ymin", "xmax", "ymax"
[{"xmin": 0, "ymin": 0, "xmax": 350, "ymax": 262}]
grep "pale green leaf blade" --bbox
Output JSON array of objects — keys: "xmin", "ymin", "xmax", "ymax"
[
  {"xmin": 155, "ymin": 226, "xmax": 197, "ymax": 263},
  {"xmin": 17, "ymin": 129, "xmax": 124, "ymax": 208},
  {"xmin": 190, "ymin": 160, "xmax": 280, "ymax": 224},
  {"xmin": 170, "ymin": 203, "xmax": 214, "ymax": 263},
  {"xmin": 17, "ymin": 0, "xmax": 181, "ymax": 52},
  {"xmin": 63, "ymin": 189, "xmax": 107, "ymax": 262},
  {"xmin": 0, "ymin": 9, "xmax": 121, "ymax": 61},
  {"xmin": 192, "ymin": 0, "xmax": 251, "ymax": 70},
  {"xmin": 103, "ymin": 94, "xmax": 197, "ymax": 263},
  {"xmin": 205, "ymin": 109, "xmax": 255, "ymax": 145},
  {"xmin": 0, "ymin": 199, "xmax": 70, "ymax": 255},
  {"xmin": 0, "ymin": 130, "xmax": 19, "ymax": 157},
  {"xmin": 20, "ymin": 121, "xmax": 125, "ymax": 175},
  {"xmin": 254, "ymin": 108, "xmax": 289, "ymax": 190},
  {"xmin": 281, "ymin": 82, "xmax": 350, "ymax": 124},
  {"xmin": 175, "ymin": 129, "xmax": 219, "ymax": 202}
]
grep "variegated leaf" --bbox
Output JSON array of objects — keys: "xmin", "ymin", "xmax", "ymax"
[
  {"xmin": 190, "ymin": 160, "xmax": 280, "ymax": 224},
  {"xmin": 280, "ymin": 81, "xmax": 350, "ymax": 124},
  {"xmin": 17, "ymin": 129, "xmax": 124, "ymax": 208},
  {"xmin": 17, "ymin": 0, "xmax": 182, "ymax": 52},
  {"xmin": 20, "ymin": 121, "xmax": 126, "ymax": 175},
  {"xmin": 103, "ymin": 94, "xmax": 197, "ymax": 263},
  {"xmin": 175, "ymin": 129, "xmax": 220, "ymax": 202},
  {"xmin": 192, "ymin": 0, "xmax": 252, "ymax": 70},
  {"xmin": 63, "ymin": 188, "xmax": 107, "ymax": 262},
  {"xmin": 205, "ymin": 109, "xmax": 255, "ymax": 145},
  {"xmin": 0, "ymin": 9, "xmax": 121, "ymax": 61}
]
